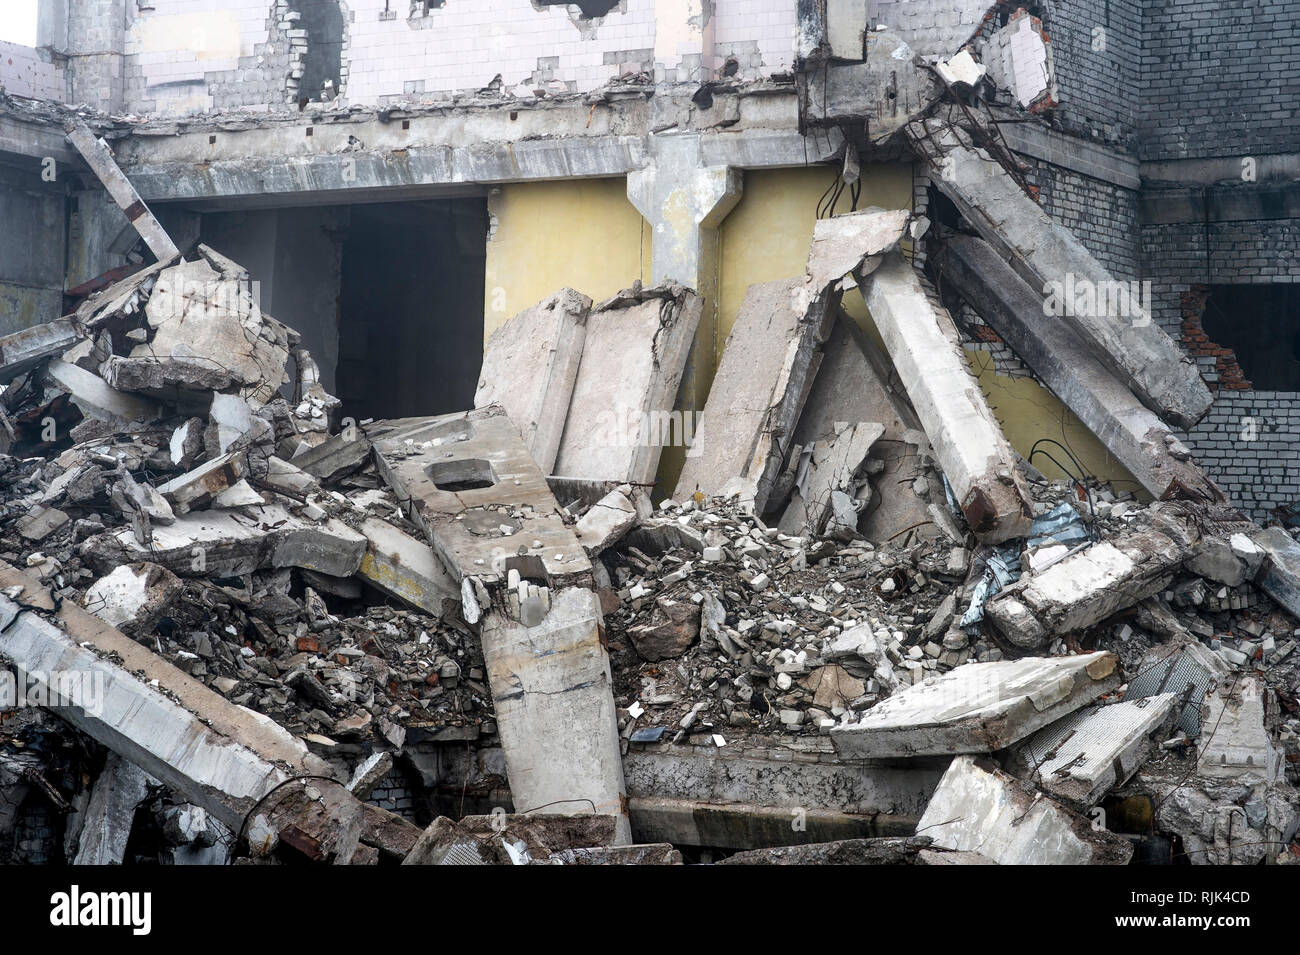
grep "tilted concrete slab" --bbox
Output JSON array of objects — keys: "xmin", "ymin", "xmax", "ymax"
[
  {"xmin": 911, "ymin": 119, "xmax": 1212, "ymax": 429},
  {"xmin": 554, "ymin": 284, "xmax": 701, "ymax": 486},
  {"xmin": 830, "ymin": 651, "xmax": 1121, "ymax": 759},
  {"xmin": 366, "ymin": 407, "xmax": 592, "ymax": 589},
  {"xmin": 985, "ymin": 512, "xmax": 1196, "ymax": 649},
  {"xmin": 0, "ymin": 560, "xmax": 331, "ymax": 833},
  {"xmin": 859, "ymin": 251, "xmax": 1034, "ymax": 543},
  {"xmin": 1198, "ymin": 675, "xmax": 1282, "ymax": 785},
  {"xmin": 475, "ymin": 289, "xmax": 591, "ymax": 474},
  {"xmin": 1252, "ymin": 527, "xmax": 1300, "ymax": 621},
  {"xmin": 355, "ymin": 517, "xmax": 459, "ymax": 617},
  {"xmin": 0, "ymin": 319, "xmax": 82, "ymax": 386},
  {"xmin": 73, "ymin": 753, "xmax": 158, "ymax": 865},
  {"xmin": 934, "ymin": 236, "xmax": 1224, "ymax": 503},
  {"xmin": 916, "ymin": 755, "xmax": 1133, "ymax": 864},
  {"xmin": 675, "ymin": 209, "xmax": 907, "ymax": 511},
  {"xmin": 1009, "ymin": 695, "xmax": 1179, "ymax": 810}
]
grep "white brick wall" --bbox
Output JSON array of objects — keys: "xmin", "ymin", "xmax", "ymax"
[
  {"xmin": 116, "ymin": 0, "xmax": 802, "ymax": 115},
  {"xmin": 0, "ymin": 40, "xmax": 64, "ymax": 100}
]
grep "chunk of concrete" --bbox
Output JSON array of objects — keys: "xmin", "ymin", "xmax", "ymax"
[
  {"xmin": 0, "ymin": 318, "xmax": 82, "ymax": 385},
  {"xmin": 985, "ymin": 515, "xmax": 1194, "ymax": 649},
  {"xmin": 290, "ymin": 431, "xmax": 372, "ymax": 482},
  {"xmin": 859, "ymin": 251, "xmax": 1034, "ymax": 542},
  {"xmin": 82, "ymin": 562, "xmax": 183, "ymax": 635},
  {"xmin": 913, "ymin": 119, "xmax": 1212, "ymax": 429},
  {"xmin": 1251, "ymin": 527, "xmax": 1300, "ymax": 621},
  {"xmin": 1010, "ymin": 695, "xmax": 1179, "ymax": 810},
  {"xmin": 554, "ymin": 284, "xmax": 701, "ymax": 485},
  {"xmin": 575, "ymin": 489, "xmax": 640, "ymax": 556},
  {"xmin": 916, "ymin": 755, "xmax": 1133, "ymax": 864},
  {"xmin": 72, "ymin": 753, "xmax": 158, "ymax": 865},
  {"xmin": 1198, "ymin": 675, "xmax": 1281, "ymax": 785},
  {"xmin": 46, "ymin": 359, "xmax": 161, "ymax": 425},
  {"xmin": 792, "ymin": 421, "xmax": 883, "ymax": 537},
  {"xmin": 935, "ymin": 236, "xmax": 1224, "ymax": 502},
  {"xmin": 475, "ymin": 288, "xmax": 591, "ymax": 473},
  {"xmin": 830, "ymin": 651, "xmax": 1121, "ymax": 758},
  {"xmin": 156, "ymin": 452, "xmax": 249, "ymax": 514}
]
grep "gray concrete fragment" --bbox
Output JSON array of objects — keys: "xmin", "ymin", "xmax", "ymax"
[
  {"xmin": 859, "ymin": 251, "xmax": 1034, "ymax": 543},
  {"xmin": 355, "ymin": 516, "xmax": 458, "ymax": 616},
  {"xmin": 916, "ymin": 755, "xmax": 1133, "ymax": 865},
  {"xmin": 1198, "ymin": 675, "xmax": 1282, "ymax": 785},
  {"xmin": 73, "ymin": 753, "xmax": 158, "ymax": 865},
  {"xmin": 156, "ymin": 452, "xmax": 248, "ymax": 514},
  {"xmin": 0, "ymin": 318, "xmax": 82, "ymax": 385},
  {"xmin": 46, "ymin": 359, "xmax": 161, "ymax": 425},
  {"xmin": 831, "ymin": 651, "xmax": 1121, "ymax": 758},
  {"xmin": 575, "ymin": 489, "xmax": 640, "ymax": 556},
  {"xmin": 475, "ymin": 288, "xmax": 591, "ymax": 473}
]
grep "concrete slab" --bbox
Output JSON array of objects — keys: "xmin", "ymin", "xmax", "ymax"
[
  {"xmin": 575, "ymin": 489, "xmax": 640, "ymax": 556},
  {"xmin": 912, "ymin": 119, "xmax": 1212, "ymax": 429},
  {"xmin": 72, "ymin": 753, "xmax": 157, "ymax": 865},
  {"xmin": 935, "ymin": 236, "xmax": 1224, "ymax": 502},
  {"xmin": 553, "ymin": 284, "xmax": 701, "ymax": 485},
  {"xmin": 916, "ymin": 755, "xmax": 1133, "ymax": 864},
  {"xmin": 859, "ymin": 252, "xmax": 1034, "ymax": 543},
  {"xmin": 475, "ymin": 288, "xmax": 591, "ymax": 473},
  {"xmin": 1198, "ymin": 675, "xmax": 1282, "ymax": 785},
  {"xmin": 0, "ymin": 318, "xmax": 82, "ymax": 385},
  {"xmin": 46, "ymin": 358, "xmax": 161, "ymax": 425},
  {"xmin": 366, "ymin": 406, "xmax": 592, "ymax": 589},
  {"xmin": 355, "ymin": 516, "xmax": 459, "ymax": 617},
  {"xmin": 1010, "ymin": 695, "xmax": 1179, "ymax": 809},
  {"xmin": 985, "ymin": 515, "xmax": 1194, "ymax": 649},
  {"xmin": 1252, "ymin": 527, "xmax": 1300, "ymax": 621},
  {"xmin": 830, "ymin": 651, "xmax": 1121, "ymax": 758}
]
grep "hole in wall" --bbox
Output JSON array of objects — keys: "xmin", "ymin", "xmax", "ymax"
[{"xmin": 1193, "ymin": 284, "xmax": 1300, "ymax": 391}]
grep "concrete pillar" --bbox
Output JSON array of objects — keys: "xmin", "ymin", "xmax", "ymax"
[
  {"xmin": 48, "ymin": 0, "xmax": 127, "ymax": 114},
  {"xmin": 627, "ymin": 134, "xmax": 741, "ymax": 481}
]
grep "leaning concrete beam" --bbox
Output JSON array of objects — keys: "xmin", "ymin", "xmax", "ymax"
[
  {"xmin": 912, "ymin": 119, "xmax": 1212, "ymax": 429},
  {"xmin": 475, "ymin": 289, "xmax": 591, "ymax": 474},
  {"xmin": 356, "ymin": 517, "xmax": 459, "ymax": 617},
  {"xmin": 916, "ymin": 755, "xmax": 1133, "ymax": 865},
  {"xmin": 65, "ymin": 121, "xmax": 180, "ymax": 263},
  {"xmin": 675, "ymin": 208, "xmax": 908, "ymax": 510},
  {"xmin": 0, "ymin": 561, "xmax": 328, "ymax": 833},
  {"xmin": 1252, "ymin": 527, "xmax": 1300, "ymax": 621},
  {"xmin": 985, "ymin": 512, "xmax": 1196, "ymax": 649},
  {"xmin": 830, "ymin": 651, "xmax": 1121, "ymax": 759},
  {"xmin": 72, "ymin": 753, "xmax": 157, "ymax": 865},
  {"xmin": 934, "ymin": 236, "xmax": 1224, "ymax": 502},
  {"xmin": 859, "ymin": 252, "xmax": 1034, "ymax": 543},
  {"xmin": 0, "ymin": 319, "xmax": 83, "ymax": 385}
]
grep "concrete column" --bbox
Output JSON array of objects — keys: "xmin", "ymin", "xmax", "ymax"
[
  {"xmin": 627, "ymin": 134, "xmax": 741, "ymax": 483},
  {"xmin": 49, "ymin": 0, "xmax": 126, "ymax": 113}
]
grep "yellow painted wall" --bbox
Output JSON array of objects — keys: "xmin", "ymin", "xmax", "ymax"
[{"xmin": 483, "ymin": 178, "xmax": 650, "ymax": 337}]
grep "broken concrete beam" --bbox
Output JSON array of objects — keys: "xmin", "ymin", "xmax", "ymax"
[
  {"xmin": 475, "ymin": 288, "xmax": 591, "ymax": 473},
  {"xmin": 1009, "ymin": 695, "xmax": 1178, "ymax": 810},
  {"xmin": 859, "ymin": 251, "xmax": 1034, "ymax": 542},
  {"xmin": 541, "ymin": 843, "xmax": 682, "ymax": 865},
  {"xmin": 0, "ymin": 319, "xmax": 83, "ymax": 385},
  {"xmin": 72, "ymin": 753, "xmax": 158, "ymax": 865},
  {"xmin": 0, "ymin": 560, "xmax": 332, "ymax": 833},
  {"xmin": 249, "ymin": 780, "xmax": 364, "ymax": 864},
  {"xmin": 792, "ymin": 421, "xmax": 883, "ymax": 537},
  {"xmin": 916, "ymin": 755, "xmax": 1133, "ymax": 864},
  {"xmin": 366, "ymin": 406, "xmax": 593, "ymax": 589},
  {"xmin": 934, "ymin": 236, "xmax": 1224, "ymax": 502},
  {"xmin": 575, "ymin": 489, "xmax": 640, "ymax": 556},
  {"xmin": 156, "ymin": 451, "xmax": 249, "ymax": 514},
  {"xmin": 676, "ymin": 209, "xmax": 908, "ymax": 511},
  {"xmin": 912, "ymin": 119, "xmax": 1212, "ymax": 428},
  {"xmin": 985, "ymin": 512, "xmax": 1195, "ymax": 649},
  {"xmin": 404, "ymin": 811, "xmax": 621, "ymax": 864},
  {"xmin": 554, "ymin": 284, "xmax": 701, "ymax": 485},
  {"xmin": 481, "ymin": 587, "xmax": 630, "ymax": 845},
  {"xmin": 65, "ymin": 121, "xmax": 181, "ymax": 262},
  {"xmin": 46, "ymin": 358, "xmax": 161, "ymax": 425},
  {"xmin": 830, "ymin": 651, "xmax": 1121, "ymax": 758},
  {"xmin": 355, "ymin": 516, "xmax": 459, "ymax": 617},
  {"xmin": 717, "ymin": 836, "xmax": 934, "ymax": 866},
  {"xmin": 88, "ymin": 503, "xmax": 365, "ymax": 579}
]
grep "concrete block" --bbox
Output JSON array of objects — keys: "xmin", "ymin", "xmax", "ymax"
[
  {"xmin": 355, "ymin": 516, "xmax": 459, "ymax": 616},
  {"xmin": 830, "ymin": 651, "xmax": 1121, "ymax": 758}
]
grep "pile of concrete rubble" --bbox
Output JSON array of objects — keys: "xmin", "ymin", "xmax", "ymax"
[{"xmin": 4, "ymin": 139, "xmax": 1300, "ymax": 866}]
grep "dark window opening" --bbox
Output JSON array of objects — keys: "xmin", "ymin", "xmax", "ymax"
[
  {"xmin": 291, "ymin": 0, "xmax": 345, "ymax": 103},
  {"xmin": 536, "ymin": 0, "xmax": 620, "ymax": 19},
  {"xmin": 410, "ymin": 0, "xmax": 445, "ymax": 14},
  {"xmin": 1201, "ymin": 284, "xmax": 1300, "ymax": 391}
]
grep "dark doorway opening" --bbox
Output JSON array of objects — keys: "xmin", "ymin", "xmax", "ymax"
[{"xmin": 337, "ymin": 200, "xmax": 487, "ymax": 420}]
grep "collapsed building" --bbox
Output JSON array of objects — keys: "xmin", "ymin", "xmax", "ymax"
[{"xmin": 0, "ymin": 0, "xmax": 1298, "ymax": 865}]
